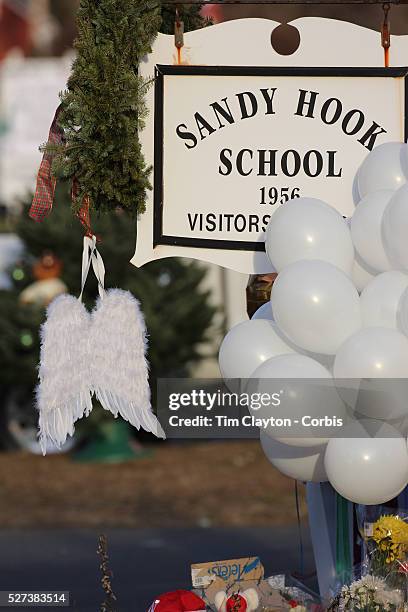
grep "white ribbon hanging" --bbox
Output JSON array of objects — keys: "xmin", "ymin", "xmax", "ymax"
[{"xmin": 79, "ymin": 235, "xmax": 106, "ymax": 301}]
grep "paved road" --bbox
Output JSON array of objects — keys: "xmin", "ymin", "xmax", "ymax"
[{"xmin": 0, "ymin": 526, "xmax": 315, "ymax": 611}]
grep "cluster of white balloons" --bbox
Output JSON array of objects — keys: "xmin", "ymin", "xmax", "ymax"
[{"xmin": 219, "ymin": 142, "xmax": 408, "ymax": 506}]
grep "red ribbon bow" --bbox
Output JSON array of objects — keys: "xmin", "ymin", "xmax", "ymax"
[
  {"xmin": 29, "ymin": 105, "xmax": 63, "ymax": 223},
  {"xmin": 29, "ymin": 105, "xmax": 93, "ymax": 238}
]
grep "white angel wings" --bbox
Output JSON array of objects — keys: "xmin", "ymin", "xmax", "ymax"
[
  {"xmin": 90, "ymin": 289, "xmax": 165, "ymax": 440},
  {"xmin": 37, "ymin": 236, "xmax": 165, "ymax": 455},
  {"xmin": 37, "ymin": 294, "xmax": 93, "ymax": 454}
]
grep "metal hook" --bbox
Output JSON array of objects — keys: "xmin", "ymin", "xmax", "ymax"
[
  {"xmin": 175, "ymin": 4, "xmax": 184, "ymax": 50},
  {"xmin": 382, "ymin": 2, "xmax": 391, "ymax": 66}
]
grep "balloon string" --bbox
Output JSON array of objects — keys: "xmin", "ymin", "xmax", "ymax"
[{"xmin": 295, "ymin": 481, "xmax": 305, "ymax": 576}]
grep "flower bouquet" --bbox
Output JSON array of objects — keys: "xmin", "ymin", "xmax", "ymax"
[
  {"xmin": 367, "ymin": 515, "xmax": 408, "ymax": 592},
  {"xmin": 328, "ymin": 574, "xmax": 403, "ymax": 611}
]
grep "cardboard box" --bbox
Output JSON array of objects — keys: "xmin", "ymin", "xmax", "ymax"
[{"xmin": 191, "ymin": 557, "xmax": 264, "ymax": 588}]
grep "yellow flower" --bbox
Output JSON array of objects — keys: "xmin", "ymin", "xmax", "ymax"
[{"xmin": 372, "ymin": 515, "xmax": 408, "ymax": 563}]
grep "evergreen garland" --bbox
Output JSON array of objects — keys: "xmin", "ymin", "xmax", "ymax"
[{"xmin": 46, "ymin": 0, "xmax": 210, "ymax": 218}]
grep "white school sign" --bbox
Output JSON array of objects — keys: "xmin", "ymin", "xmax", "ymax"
[{"xmin": 132, "ymin": 18, "xmax": 408, "ymax": 273}]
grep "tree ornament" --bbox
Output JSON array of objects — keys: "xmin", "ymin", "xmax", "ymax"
[
  {"xmin": 32, "ymin": 252, "xmax": 63, "ymax": 281},
  {"xmin": 37, "ymin": 236, "xmax": 165, "ymax": 454},
  {"xmin": 19, "ymin": 278, "xmax": 68, "ymax": 308},
  {"xmin": 19, "ymin": 252, "xmax": 67, "ymax": 308},
  {"xmin": 214, "ymin": 588, "xmax": 259, "ymax": 612}
]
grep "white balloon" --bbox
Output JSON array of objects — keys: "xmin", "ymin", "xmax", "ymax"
[
  {"xmin": 361, "ymin": 271, "xmax": 408, "ymax": 329},
  {"xmin": 248, "ymin": 354, "xmax": 346, "ymax": 447},
  {"xmin": 351, "ymin": 190, "xmax": 393, "ymax": 272},
  {"xmin": 334, "ymin": 327, "xmax": 408, "ymax": 419},
  {"xmin": 250, "ymin": 352, "xmax": 330, "ymax": 379},
  {"xmin": 398, "ymin": 287, "xmax": 408, "ymax": 336},
  {"xmin": 334, "ymin": 327, "xmax": 408, "ymax": 379},
  {"xmin": 345, "ymin": 218, "xmax": 376, "ymax": 292},
  {"xmin": 352, "ymin": 253, "xmax": 377, "ymax": 292},
  {"xmin": 261, "ymin": 430, "xmax": 328, "ymax": 483},
  {"xmin": 265, "ymin": 198, "xmax": 354, "ymax": 275},
  {"xmin": 251, "ymin": 305, "xmax": 333, "ymax": 367},
  {"xmin": 251, "ymin": 302, "xmax": 274, "ymax": 321},
  {"xmin": 382, "ymin": 183, "xmax": 408, "ymax": 270},
  {"xmin": 272, "ymin": 260, "xmax": 361, "ymax": 355},
  {"xmin": 357, "ymin": 142, "xmax": 407, "ymax": 198},
  {"xmin": 325, "ymin": 421, "xmax": 408, "ymax": 504},
  {"xmin": 218, "ymin": 319, "xmax": 295, "ymax": 380}
]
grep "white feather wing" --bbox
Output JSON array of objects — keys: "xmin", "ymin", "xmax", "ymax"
[
  {"xmin": 90, "ymin": 289, "xmax": 165, "ymax": 439},
  {"xmin": 37, "ymin": 294, "xmax": 92, "ymax": 454}
]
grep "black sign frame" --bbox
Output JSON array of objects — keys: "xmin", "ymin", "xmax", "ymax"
[{"xmin": 153, "ymin": 65, "xmax": 408, "ymax": 252}]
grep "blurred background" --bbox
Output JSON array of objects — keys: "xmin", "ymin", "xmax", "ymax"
[{"xmin": 0, "ymin": 1, "xmax": 407, "ymax": 609}]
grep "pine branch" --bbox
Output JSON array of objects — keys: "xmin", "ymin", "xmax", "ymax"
[{"xmin": 45, "ymin": 0, "xmax": 161, "ymax": 216}]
